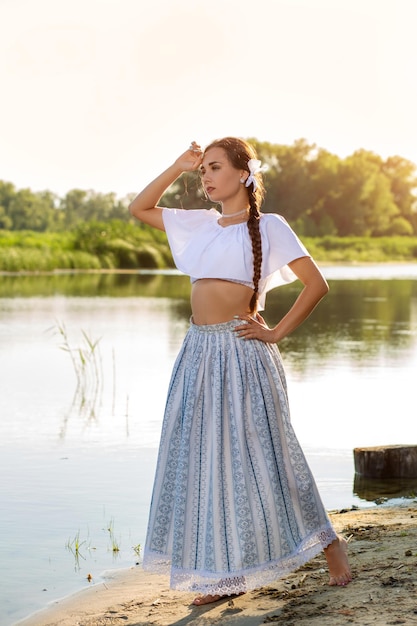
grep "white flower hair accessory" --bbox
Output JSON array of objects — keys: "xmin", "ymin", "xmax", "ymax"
[{"xmin": 245, "ymin": 159, "xmax": 268, "ymax": 191}]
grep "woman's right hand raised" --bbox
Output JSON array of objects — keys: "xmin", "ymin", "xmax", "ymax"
[
  {"xmin": 174, "ymin": 141, "xmax": 203, "ymax": 172},
  {"xmin": 129, "ymin": 141, "xmax": 204, "ymax": 230}
]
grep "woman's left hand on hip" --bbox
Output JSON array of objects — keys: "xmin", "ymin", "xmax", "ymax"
[{"xmin": 233, "ymin": 314, "xmax": 277, "ymax": 343}]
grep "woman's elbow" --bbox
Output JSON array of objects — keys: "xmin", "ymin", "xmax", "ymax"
[
  {"xmin": 307, "ymin": 274, "xmax": 329, "ymax": 301},
  {"xmin": 128, "ymin": 200, "xmax": 144, "ymax": 221},
  {"xmin": 128, "ymin": 198, "xmax": 138, "ymax": 214},
  {"xmin": 319, "ymin": 277, "xmax": 330, "ymax": 299},
  {"xmin": 318, "ymin": 280, "xmax": 330, "ymax": 301}
]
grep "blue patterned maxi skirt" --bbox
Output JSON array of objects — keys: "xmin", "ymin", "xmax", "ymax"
[{"xmin": 142, "ymin": 319, "xmax": 337, "ymax": 596}]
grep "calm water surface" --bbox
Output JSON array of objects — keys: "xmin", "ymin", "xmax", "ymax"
[{"xmin": 1, "ymin": 266, "xmax": 417, "ymax": 625}]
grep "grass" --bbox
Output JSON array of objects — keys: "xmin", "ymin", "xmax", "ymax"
[
  {"xmin": 65, "ymin": 530, "xmax": 89, "ymax": 569},
  {"xmin": 303, "ymin": 235, "xmax": 417, "ymax": 262},
  {"xmin": 0, "ymin": 222, "xmax": 174, "ymax": 271},
  {"xmin": 1, "ymin": 227, "xmax": 417, "ymax": 270},
  {"xmin": 0, "ymin": 246, "xmax": 102, "ymax": 271},
  {"xmin": 66, "ymin": 530, "xmax": 87, "ymax": 556},
  {"xmin": 107, "ymin": 518, "xmax": 120, "ymax": 553},
  {"xmin": 54, "ymin": 321, "xmax": 103, "ymax": 420},
  {"xmin": 65, "ymin": 521, "xmax": 141, "ymax": 570},
  {"xmin": 53, "ymin": 321, "xmax": 127, "ymax": 430}
]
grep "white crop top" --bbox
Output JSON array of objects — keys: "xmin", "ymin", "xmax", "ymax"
[{"xmin": 162, "ymin": 208, "xmax": 309, "ymax": 310}]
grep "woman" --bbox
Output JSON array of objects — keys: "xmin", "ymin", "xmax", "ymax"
[{"xmin": 129, "ymin": 137, "xmax": 352, "ymax": 605}]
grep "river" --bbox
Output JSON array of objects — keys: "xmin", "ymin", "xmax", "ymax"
[{"xmin": 1, "ymin": 266, "xmax": 416, "ymax": 624}]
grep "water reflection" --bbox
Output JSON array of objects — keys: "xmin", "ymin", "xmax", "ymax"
[
  {"xmin": 266, "ymin": 279, "xmax": 417, "ymax": 370},
  {"xmin": 1, "ymin": 270, "xmax": 416, "ymax": 449},
  {"xmin": 1, "ymin": 271, "xmax": 416, "ymax": 357},
  {"xmin": 354, "ymin": 475, "xmax": 417, "ymax": 503},
  {"xmin": 0, "ymin": 270, "xmax": 192, "ymax": 299},
  {"xmin": 0, "ymin": 270, "xmax": 416, "ymax": 447}
]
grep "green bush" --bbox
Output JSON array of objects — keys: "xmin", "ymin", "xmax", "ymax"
[
  {"xmin": 0, "ymin": 247, "xmax": 101, "ymax": 271},
  {"xmin": 0, "ymin": 230, "xmax": 74, "ymax": 250},
  {"xmin": 302, "ymin": 236, "xmax": 417, "ymax": 262},
  {"xmin": 136, "ymin": 243, "xmax": 166, "ymax": 269},
  {"xmin": 104, "ymin": 239, "xmax": 141, "ymax": 268},
  {"xmin": 1, "ymin": 226, "xmax": 417, "ymax": 271}
]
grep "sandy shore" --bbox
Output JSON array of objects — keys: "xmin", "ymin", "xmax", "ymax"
[{"xmin": 17, "ymin": 504, "xmax": 417, "ymax": 626}]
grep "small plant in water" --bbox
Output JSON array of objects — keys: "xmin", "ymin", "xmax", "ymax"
[
  {"xmin": 54, "ymin": 320, "xmax": 103, "ymax": 420},
  {"xmin": 133, "ymin": 543, "xmax": 142, "ymax": 558},
  {"xmin": 107, "ymin": 518, "xmax": 120, "ymax": 553},
  {"xmin": 66, "ymin": 530, "xmax": 88, "ymax": 569}
]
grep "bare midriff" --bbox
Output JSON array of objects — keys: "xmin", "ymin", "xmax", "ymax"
[{"xmin": 190, "ymin": 279, "xmax": 254, "ymax": 325}]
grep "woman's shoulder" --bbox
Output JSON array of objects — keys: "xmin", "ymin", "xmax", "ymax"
[
  {"xmin": 260, "ymin": 212, "xmax": 297, "ymax": 234},
  {"xmin": 162, "ymin": 207, "xmax": 219, "ymax": 229},
  {"xmin": 260, "ymin": 212, "xmax": 308, "ymax": 258},
  {"xmin": 260, "ymin": 212, "xmax": 289, "ymax": 224}
]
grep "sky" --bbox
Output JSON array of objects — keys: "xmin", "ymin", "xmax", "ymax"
[{"xmin": 0, "ymin": 0, "xmax": 416, "ymax": 199}]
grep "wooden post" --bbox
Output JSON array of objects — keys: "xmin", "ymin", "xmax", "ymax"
[{"xmin": 354, "ymin": 445, "xmax": 417, "ymax": 479}]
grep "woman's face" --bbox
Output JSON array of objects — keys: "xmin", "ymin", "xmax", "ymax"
[{"xmin": 200, "ymin": 147, "xmax": 245, "ymax": 203}]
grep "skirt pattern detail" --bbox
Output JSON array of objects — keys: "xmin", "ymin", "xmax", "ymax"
[{"xmin": 143, "ymin": 319, "xmax": 336, "ymax": 596}]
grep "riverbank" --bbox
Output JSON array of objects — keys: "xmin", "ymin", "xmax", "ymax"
[
  {"xmin": 18, "ymin": 504, "xmax": 417, "ymax": 626},
  {"xmin": 1, "ymin": 226, "xmax": 417, "ymax": 272}
]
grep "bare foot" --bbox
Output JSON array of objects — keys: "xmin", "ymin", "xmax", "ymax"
[
  {"xmin": 324, "ymin": 535, "xmax": 352, "ymax": 586},
  {"xmin": 192, "ymin": 592, "xmax": 245, "ymax": 606},
  {"xmin": 192, "ymin": 594, "xmax": 223, "ymax": 605}
]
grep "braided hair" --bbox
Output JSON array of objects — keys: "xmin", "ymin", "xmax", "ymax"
[{"xmin": 204, "ymin": 137, "xmax": 265, "ymax": 314}]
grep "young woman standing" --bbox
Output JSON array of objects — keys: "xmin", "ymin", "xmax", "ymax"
[{"xmin": 129, "ymin": 137, "xmax": 352, "ymax": 605}]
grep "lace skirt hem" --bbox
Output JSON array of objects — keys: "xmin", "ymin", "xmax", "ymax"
[{"xmin": 143, "ymin": 523, "xmax": 336, "ymax": 596}]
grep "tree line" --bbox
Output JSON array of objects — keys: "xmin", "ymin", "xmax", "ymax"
[
  {"xmin": 1, "ymin": 138, "xmax": 416, "ymax": 236},
  {"xmin": 0, "ymin": 185, "xmax": 131, "ymax": 232}
]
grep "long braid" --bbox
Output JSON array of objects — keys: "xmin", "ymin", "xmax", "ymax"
[
  {"xmin": 247, "ymin": 188, "xmax": 262, "ymax": 314},
  {"xmin": 203, "ymin": 137, "xmax": 265, "ymax": 314}
]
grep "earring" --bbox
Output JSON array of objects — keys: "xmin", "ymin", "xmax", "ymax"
[{"xmin": 240, "ymin": 177, "xmax": 245, "ymax": 183}]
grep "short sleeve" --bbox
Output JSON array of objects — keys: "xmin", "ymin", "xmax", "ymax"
[
  {"xmin": 261, "ymin": 214, "xmax": 309, "ymax": 277},
  {"xmin": 258, "ymin": 214, "xmax": 310, "ymax": 308},
  {"xmin": 162, "ymin": 208, "xmax": 220, "ymax": 277}
]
